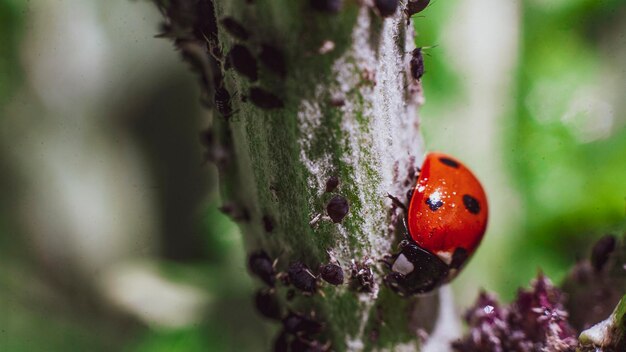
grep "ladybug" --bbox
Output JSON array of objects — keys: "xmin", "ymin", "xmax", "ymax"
[{"xmin": 386, "ymin": 152, "xmax": 488, "ymax": 295}]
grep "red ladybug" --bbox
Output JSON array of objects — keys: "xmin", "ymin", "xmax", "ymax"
[{"xmin": 386, "ymin": 152, "xmax": 488, "ymax": 295}]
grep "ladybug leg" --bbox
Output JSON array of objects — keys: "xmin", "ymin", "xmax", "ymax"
[
  {"xmin": 399, "ymin": 217, "xmax": 414, "ymax": 243},
  {"xmin": 387, "ymin": 193, "xmax": 408, "ymax": 211},
  {"xmin": 378, "ymin": 255, "xmax": 395, "ymax": 269}
]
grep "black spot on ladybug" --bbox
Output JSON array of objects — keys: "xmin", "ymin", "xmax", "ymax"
[
  {"xmin": 462, "ymin": 194, "xmax": 480, "ymax": 214},
  {"xmin": 249, "ymin": 87, "xmax": 284, "ymax": 109},
  {"xmin": 591, "ymin": 235, "xmax": 616, "ymax": 272},
  {"xmin": 248, "ymin": 250, "xmax": 276, "ymax": 286},
  {"xmin": 254, "ymin": 289, "xmax": 282, "ymax": 320},
  {"xmin": 310, "ymin": 0, "xmax": 343, "ymax": 13},
  {"xmin": 259, "ymin": 44, "xmax": 287, "ymax": 77},
  {"xmin": 282, "ymin": 312, "xmax": 324, "ymax": 336},
  {"xmin": 374, "ymin": 0, "xmax": 399, "ymax": 17},
  {"xmin": 410, "ymin": 48, "xmax": 424, "ymax": 81},
  {"xmin": 425, "ymin": 196, "xmax": 443, "ymax": 211},
  {"xmin": 406, "ymin": 0, "xmax": 430, "ymax": 17},
  {"xmin": 220, "ymin": 17, "xmax": 249, "ymax": 41},
  {"xmin": 288, "ymin": 262, "xmax": 318, "ymax": 293},
  {"xmin": 262, "ymin": 215, "xmax": 275, "ymax": 233},
  {"xmin": 439, "ymin": 157, "xmax": 459, "ymax": 169},
  {"xmin": 320, "ymin": 264, "xmax": 344, "ymax": 285},
  {"xmin": 214, "ymin": 85, "xmax": 235, "ymax": 118},
  {"xmin": 326, "ymin": 195, "xmax": 349, "ymax": 223},
  {"xmin": 450, "ymin": 247, "xmax": 469, "ymax": 269},
  {"xmin": 228, "ymin": 45, "xmax": 258, "ymax": 81},
  {"xmin": 325, "ymin": 176, "xmax": 339, "ymax": 193}
]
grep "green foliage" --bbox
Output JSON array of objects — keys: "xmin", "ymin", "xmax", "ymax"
[{"xmin": 506, "ymin": 0, "xmax": 626, "ymax": 291}]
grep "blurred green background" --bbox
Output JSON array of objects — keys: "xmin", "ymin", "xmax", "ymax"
[{"xmin": 1, "ymin": 0, "xmax": 625, "ymax": 351}]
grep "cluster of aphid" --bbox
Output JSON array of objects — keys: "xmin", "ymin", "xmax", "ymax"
[
  {"xmin": 247, "ymin": 249, "xmax": 349, "ymax": 351},
  {"xmin": 217, "ymin": 15, "xmax": 286, "ymax": 117},
  {"xmin": 215, "ymin": 0, "xmax": 432, "ymax": 119}
]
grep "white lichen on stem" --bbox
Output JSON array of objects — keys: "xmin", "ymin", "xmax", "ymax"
[{"xmin": 297, "ymin": 5, "xmax": 426, "ymax": 350}]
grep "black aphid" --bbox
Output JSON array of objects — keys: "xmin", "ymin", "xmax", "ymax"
[
  {"xmin": 259, "ymin": 44, "xmax": 287, "ymax": 77},
  {"xmin": 288, "ymin": 262, "xmax": 317, "ymax": 293},
  {"xmin": 326, "ymin": 195, "xmax": 349, "ymax": 223},
  {"xmin": 220, "ymin": 17, "xmax": 249, "ymax": 41},
  {"xmin": 406, "ymin": 0, "xmax": 430, "ymax": 17},
  {"xmin": 282, "ymin": 312, "xmax": 324, "ymax": 336},
  {"xmin": 374, "ymin": 0, "xmax": 399, "ymax": 17},
  {"xmin": 214, "ymin": 85, "xmax": 235, "ymax": 118},
  {"xmin": 410, "ymin": 48, "xmax": 424, "ymax": 81},
  {"xmin": 249, "ymin": 87, "xmax": 284, "ymax": 109},
  {"xmin": 325, "ymin": 176, "xmax": 339, "ymax": 193},
  {"xmin": 254, "ymin": 289, "xmax": 282, "ymax": 320},
  {"xmin": 310, "ymin": 0, "xmax": 343, "ymax": 13},
  {"xmin": 262, "ymin": 215, "xmax": 275, "ymax": 233},
  {"xmin": 248, "ymin": 250, "xmax": 276, "ymax": 286},
  {"xmin": 591, "ymin": 235, "xmax": 616, "ymax": 271},
  {"xmin": 320, "ymin": 263, "xmax": 344, "ymax": 285},
  {"xmin": 228, "ymin": 45, "xmax": 258, "ymax": 81}
]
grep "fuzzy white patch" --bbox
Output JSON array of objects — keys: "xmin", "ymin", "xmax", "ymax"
[
  {"xmin": 392, "ymin": 253, "xmax": 415, "ymax": 275},
  {"xmin": 436, "ymin": 250, "xmax": 453, "ymax": 265},
  {"xmin": 296, "ymin": 4, "xmax": 425, "ymax": 350}
]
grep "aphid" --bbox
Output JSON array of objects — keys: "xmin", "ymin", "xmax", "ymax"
[
  {"xmin": 248, "ymin": 250, "xmax": 276, "ymax": 287},
  {"xmin": 286, "ymin": 289, "xmax": 296, "ymax": 301},
  {"xmin": 290, "ymin": 337, "xmax": 331, "ymax": 352},
  {"xmin": 220, "ymin": 17, "xmax": 250, "ymax": 41},
  {"xmin": 320, "ymin": 263, "xmax": 344, "ymax": 285},
  {"xmin": 310, "ymin": 0, "xmax": 343, "ymax": 13},
  {"xmin": 406, "ymin": 0, "xmax": 431, "ymax": 17},
  {"xmin": 219, "ymin": 202, "xmax": 250, "ymax": 222},
  {"xmin": 288, "ymin": 262, "xmax": 318, "ymax": 293},
  {"xmin": 374, "ymin": 0, "xmax": 399, "ymax": 18},
  {"xmin": 325, "ymin": 176, "xmax": 339, "ymax": 193},
  {"xmin": 273, "ymin": 331, "xmax": 289, "ymax": 352},
  {"xmin": 259, "ymin": 44, "xmax": 287, "ymax": 77},
  {"xmin": 386, "ymin": 152, "xmax": 488, "ymax": 295},
  {"xmin": 214, "ymin": 85, "xmax": 235, "ymax": 118},
  {"xmin": 249, "ymin": 87, "xmax": 284, "ymax": 109},
  {"xmin": 262, "ymin": 215, "xmax": 275, "ymax": 233},
  {"xmin": 282, "ymin": 311, "xmax": 324, "ymax": 336},
  {"xmin": 326, "ymin": 195, "xmax": 349, "ymax": 223},
  {"xmin": 228, "ymin": 45, "xmax": 258, "ymax": 81},
  {"xmin": 329, "ymin": 96, "xmax": 345, "ymax": 107},
  {"xmin": 591, "ymin": 235, "xmax": 616, "ymax": 272},
  {"xmin": 350, "ymin": 258, "xmax": 375, "ymax": 293},
  {"xmin": 254, "ymin": 289, "xmax": 282, "ymax": 320},
  {"xmin": 410, "ymin": 48, "xmax": 424, "ymax": 81}
]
